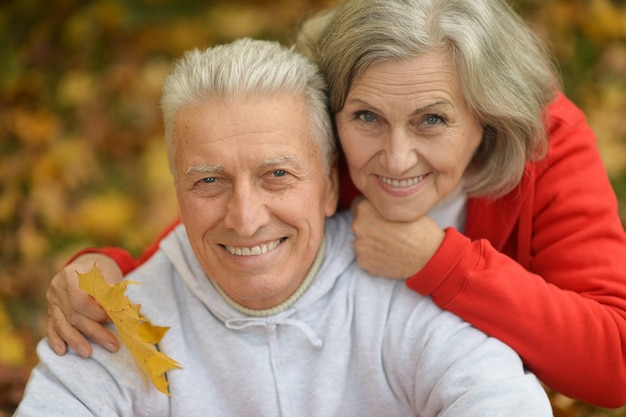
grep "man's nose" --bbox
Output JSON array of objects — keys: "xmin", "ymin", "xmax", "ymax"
[
  {"xmin": 223, "ymin": 182, "xmax": 270, "ymax": 237},
  {"xmin": 381, "ymin": 129, "xmax": 419, "ymax": 175}
]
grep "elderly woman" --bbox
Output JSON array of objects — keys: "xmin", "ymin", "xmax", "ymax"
[
  {"xmin": 47, "ymin": 0, "xmax": 626, "ymax": 408},
  {"xmin": 299, "ymin": 0, "xmax": 626, "ymax": 407}
]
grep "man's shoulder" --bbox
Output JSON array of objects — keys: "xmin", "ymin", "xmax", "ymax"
[
  {"xmin": 324, "ymin": 211, "xmax": 354, "ymax": 246},
  {"xmin": 128, "ymin": 224, "xmax": 192, "ymax": 285},
  {"xmin": 123, "ymin": 230, "xmax": 187, "ymax": 316}
]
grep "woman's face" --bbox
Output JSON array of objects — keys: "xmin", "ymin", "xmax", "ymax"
[{"xmin": 335, "ymin": 49, "xmax": 484, "ymax": 222}]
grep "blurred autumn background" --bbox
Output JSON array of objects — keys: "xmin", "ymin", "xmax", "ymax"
[{"xmin": 1, "ymin": 0, "xmax": 625, "ymax": 414}]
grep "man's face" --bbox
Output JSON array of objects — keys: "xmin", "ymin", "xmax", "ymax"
[{"xmin": 173, "ymin": 94, "xmax": 338, "ymax": 310}]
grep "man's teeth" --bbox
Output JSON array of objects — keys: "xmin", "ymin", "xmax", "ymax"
[
  {"xmin": 225, "ymin": 239, "xmax": 282, "ymax": 256},
  {"xmin": 380, "ymin": 175, "xmax": 425, "ymax": 187}
]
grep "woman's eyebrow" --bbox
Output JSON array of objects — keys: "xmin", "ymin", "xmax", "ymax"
[
  {"xmin": 411, "ymin": 100, "xmax": 453, "ymax": 116},
  {"xmin": 345, "ymin": 97, "xmax": 453, "ymax": 114}
]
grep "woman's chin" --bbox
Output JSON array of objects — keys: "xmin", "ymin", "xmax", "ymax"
[{"xmin": 374, "ymin": 203, "xmax": 425, "ymax": 223}]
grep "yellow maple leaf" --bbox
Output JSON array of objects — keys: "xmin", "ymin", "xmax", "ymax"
[{"xmin": 77, "ymin": 263, "xmax": 181, "ymax": 395}]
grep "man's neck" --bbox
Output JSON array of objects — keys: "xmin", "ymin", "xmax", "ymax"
[{"xmin": 213, "ymin": 237, "xmax": 327, "ymax": 317}]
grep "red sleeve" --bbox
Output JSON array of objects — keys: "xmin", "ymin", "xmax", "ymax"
[
  {"xmin": 406, "ymin": 93, "xmax": 626, "ymax": 407},
  {"xmin": 68, "ymin": 247, "xmax": 139, "ymax": 276},
  {"xmin": 68, "ymin": 219, "xmax": 181, "ymax": 275}
]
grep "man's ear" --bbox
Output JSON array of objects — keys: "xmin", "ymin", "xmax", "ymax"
[{"xmin": 324, "ymin": 155, "xmax": 340, "ymax": 217}]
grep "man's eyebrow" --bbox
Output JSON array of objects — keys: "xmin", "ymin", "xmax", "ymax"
[
  {"xmin": 184, "ymin": 156, "xmax": 298, "ymax": 177},
  {"xmin": 185, "ymin": 165, "xmax": 222, "ymax": 177},
  {"xmin": 258, "ymin": 155, "xmax": 298, "ymax": 169}
]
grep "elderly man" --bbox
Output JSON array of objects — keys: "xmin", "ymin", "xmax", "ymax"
[{"xmin": 16, "ymin": 39, "xmax": 551, "ymax": 416}]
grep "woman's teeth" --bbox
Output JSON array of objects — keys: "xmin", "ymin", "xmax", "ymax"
[{"xmin": 380, "ymin": 175, "xmax": 425, "ymax": 187}]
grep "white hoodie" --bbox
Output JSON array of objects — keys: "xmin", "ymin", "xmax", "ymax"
[{"xmin": 16, "ymin": 211, "xmax": 552, "ymax": 417}]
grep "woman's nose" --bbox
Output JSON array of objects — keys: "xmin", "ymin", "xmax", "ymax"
[{"xmin": 380, "ymin": 130, "xmax": 419, "ymax": 175}]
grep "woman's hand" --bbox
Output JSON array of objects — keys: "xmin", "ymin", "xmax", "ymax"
[
  {"xmin": 46, "ymin": 253, "xmax": 122, "ymax": 358},
  {"xmin": 350, "ymin": 197, "xmax": 445, "ymax": 279}
]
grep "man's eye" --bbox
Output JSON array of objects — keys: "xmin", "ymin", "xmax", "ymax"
[
  {"xmin": 272, "ymin": 170, "xmax": 286, "ymax": 177},
  {"xmin": 201, "ymin": 177, "xmax": 217, "ymax": 183},
  {"xmin": 356, "ymin": 111, "xmax": 376, "ymax": 123}
]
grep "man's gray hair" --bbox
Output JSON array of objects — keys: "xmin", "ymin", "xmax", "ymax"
[
  {"xmin": 161, "ymin": 38, "xmax": 335, "ymax": 179},
  {"xmin": 298, "ymin": 0, "xmax": 560, "ymax": 197}
]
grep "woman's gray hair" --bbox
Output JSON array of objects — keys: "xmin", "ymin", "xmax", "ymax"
[
  {"xmin": 297, "ymin": 0, "xmax": 561, "ymax": 197},
  {"xmin": 161, "ymin": 38, "xmax": 335, "ymax": 179}
]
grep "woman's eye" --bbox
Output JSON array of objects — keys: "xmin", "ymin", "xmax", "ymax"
[
  {"xmin": 424, "ymin": 114, "xmax": 445, "ymax": 126},
  {"xmin": 356, "ymin": 111, "xmax": 376, "ymax": 123}
]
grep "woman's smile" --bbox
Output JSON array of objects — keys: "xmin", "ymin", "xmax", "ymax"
[{"xmin": 377, "ymin": 173, "xmax": 430, "ymax": 197}]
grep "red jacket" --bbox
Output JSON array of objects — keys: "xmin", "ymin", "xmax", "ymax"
[{"xmin": 79, "ymin": 92, "xmax": 626, "ymax": 407}]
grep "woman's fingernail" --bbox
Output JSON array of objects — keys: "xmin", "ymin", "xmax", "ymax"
[{"xmin": 77, "ymin": 345, "xmax": 90, "ymax": 357}]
